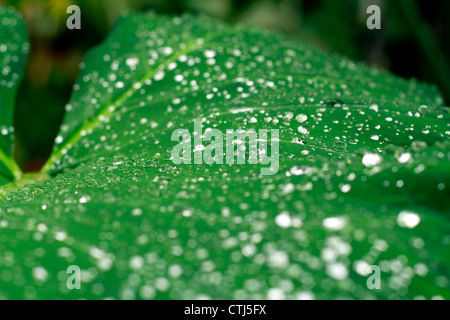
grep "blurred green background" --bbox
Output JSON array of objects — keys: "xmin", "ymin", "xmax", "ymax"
[{"xmin": 1, "ymin": 0, "xmax": 449, "ymax": 171}]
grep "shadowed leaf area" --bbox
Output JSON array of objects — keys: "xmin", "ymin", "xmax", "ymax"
[{"xmin": 0, "ymin": 9, "xmax": 449, "ymax": 299}]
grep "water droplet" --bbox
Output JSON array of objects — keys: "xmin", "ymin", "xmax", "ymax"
[
  {"xmin": 362, "ymin": 153, "xmax": 382, "ymax": 167},
  {"xmin": 397, "ymin": 211, "xmax": 421, "ymax": 229},
  {"xmin": 323, "ymin": 217, "xmax": 347, "ymax": 231}
]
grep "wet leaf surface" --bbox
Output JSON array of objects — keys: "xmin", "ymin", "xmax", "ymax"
[{"xmin": 0, "ymin": 11, "xmax": 449, "ymax": 299}]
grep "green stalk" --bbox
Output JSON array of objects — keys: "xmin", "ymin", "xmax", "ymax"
[{"xmin": 0, "ymin": 149, "xmax": 22, "ymax": 181}]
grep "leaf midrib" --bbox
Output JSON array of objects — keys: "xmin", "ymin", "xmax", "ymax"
[{"xmin": 40, "ymin": 29, "xmax": 233, "ymax": 174}]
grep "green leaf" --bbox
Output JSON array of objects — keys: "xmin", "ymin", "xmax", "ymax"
[
  {"xmin": 0, "ymin": 6, "xmax": 28, "ymax": 184},
  {"xmin": 0, "ymin": 12, "xmax": 449, "ymax": 300}
]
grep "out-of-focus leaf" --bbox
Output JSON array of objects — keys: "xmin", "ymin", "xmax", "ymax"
[{"xmin": 0, "ymin": 6, "xmax": 28, "ymax": 185}]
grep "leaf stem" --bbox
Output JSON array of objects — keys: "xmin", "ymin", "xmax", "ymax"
[
  {"xmin": 0, "ymin": 172, "xmax": 49, "ymax": 199},
  {"xmin": 0, "ymin": 149, "xmax": 22, "ymax": 181}
]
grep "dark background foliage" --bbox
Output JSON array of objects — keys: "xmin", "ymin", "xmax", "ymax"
[{"xmin": 1, "ymin": 0, "xmax": 449, "ymax": 171}]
